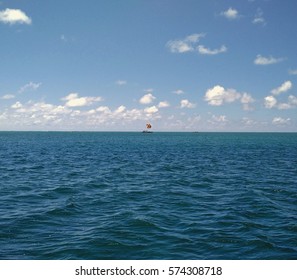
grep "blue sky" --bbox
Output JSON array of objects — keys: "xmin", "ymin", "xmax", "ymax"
[{"xmin": 0, "ymin": 0, "xmax": 296, "ymax": 131}]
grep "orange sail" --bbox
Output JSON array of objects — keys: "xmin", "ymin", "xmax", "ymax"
[{"xmin": 146, "ymin": 123, "xmax": 152, "ymax": 129}]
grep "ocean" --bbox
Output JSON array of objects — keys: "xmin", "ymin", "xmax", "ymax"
[{"xmin": 0, "ymin": 132, "xmax": 296, "ymax": 259}]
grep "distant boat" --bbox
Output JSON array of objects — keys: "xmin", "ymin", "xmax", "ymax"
[{"xmin": 142, "ymin": 123, "xmax": 153, "ymax": 133}]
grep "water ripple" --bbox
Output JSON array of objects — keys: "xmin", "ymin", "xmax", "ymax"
[{"xmin": 0, "ymin": 132, "xmax": 296, "ymax": 259}]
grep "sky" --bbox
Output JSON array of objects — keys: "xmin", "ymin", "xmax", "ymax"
[{"xmin": 0, "ymin": 0, "xmax": 297, "ymax": 131}]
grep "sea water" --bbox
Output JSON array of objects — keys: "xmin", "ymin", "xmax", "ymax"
[{"xmin": 0, "ymin": 132, "xmax": 296, "ymax": 259}]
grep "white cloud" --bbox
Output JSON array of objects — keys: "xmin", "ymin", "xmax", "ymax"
[
  {"xmin": 212, "ymin": 115, "xmax": 227, "ymax": 122},
  {"xmin": 277, "ymin": 103, "xmax": 292, "ymax": 110},
  {"xmin": 158, "ymin": 101, "xmax": 170, "ymax": 108},
  {"xmin": 11, "ymin": 101, "xmax": 71, "ymax": 115},
  {"xmin": 0, "ymin": 8, "xmax": 32, "ymax": 25},
  {"xmin": 89, "ymin": 105, "xmax": 161, "ymax": 125},
  {"xmin": 242, "ymin": 117, "xmax": 257, "ymax": 127},
  {"xmin": 205, "ymin": 85, "xmax": 225, "ymax": 106},
  {"xmin": 288, "ymin": 95, "xmax": 297, "ymax": 105},
  {"xmin": 167, "ymin": 41, "xmax": 193, "ymax": 53},
  {"xmin": 116, "ymin": 80, "xmax": 127, "ymax": 86},
  {"xmin": 241, "ymin": 92, "xmax": 254, "ymax": 104},
  {"xmin": 264, "ymin": 95, "xmax": 277, "ymax": 109},
  {"xmin": 18, "ymin": 82, "xmax": 41, "ymax": 93},
  {"xmin": 288, "ymin": 69, "xmax": 297, "ymax": 75},
  {"xmin": 167, "ymin": 33, "xmax": 227, "ymax": 57},
  {"xmin": 172, "ymin": 89, "xmax": 184, "ymax": 95},
  {"xmin": 272, "ymin": 117, "xmax": 290, "ymax": 125},
  {"xmin": 139, "ymin": 93, "xmax": 156, "ymax": 104},
  {"xmin": 197, "ymin": 45, "xmax": 227, "ymax": 55},
  {"xmin": 86, "ymin": 109, "xmax": 96, "ymax": 115},
  {"xmin": 4, "ymin": 98, "xmax": 164, "ymax": 129},
  {"xmin": 277, "ymin": 95, "xmax": 297, "ymax": 110},
  {"xmin": 221, "ymin": 8, "xmax": 240, "ymax": 20},
  {"xmin": 0, "ymin": 112, "xmax": 7, "ymax": 120},
  {"xmin": 11, "ymin": 101, "xmax": 23, "ymax": 109},
  {"xmin": 253, "ymin": 17, "xmax": 265, "ymax": 25},
  {"xmin": 271, "ymin": 81, "xmax": 292, "ymax": 95},
  {"xmin": 252, "ymin": 8, "xmax": 266, "ymax": 25},
  {"xmin": 241, "ymin": 93, "xmax": 255, "ymax": 111},
  {"xmin": 264, "ymin": 93, "xmax": 297, "ymax": 110},
  {"xmin": 208, "ymin": 115, "xmax": 228, "ymax": 126},
  {"xmin": 185, "ymin": 34, "xmax": 203, "ymax": 42},
  {"xmin": 254, "ymin": 55, "xmax": 284, "ymax": 65},
  {"xmin": 180, "ymin": 99, "xmax": 196, "ymax": 108},
  {"xmin": 166, "ymin": 33, "xmax": 205, "ymax": 53},
  {"xmin": 205, "ymin": 85, "xmax": 241, "ymax": 106},
  {"xmin": 124, "ymin": 108, "xmax": 143, "ymax": 121},
  {"xmin": 96, "ymin": 106, "xmax": 111, "ymax": 114},
  {"xmin": 93, "ymin": 104, "xmax": 158, "ymax": 122},
  {"xmin": 1, "ymin": 94, "xmax": 15, "ymax": 100},
  {"xmin": 187, "ymin": 115, "xmax": 201, "ymax": 125},
  {"xmin": 144, "ymin": 106, "xmax": 159, "ymax": 114},
  {"xmin": 7, "ymin": 101, "xmax": 73, "ymax": 128},
  {"xmin": 114, "ymin": 105, "xmax": 126, "ymax": 114},
  {"xmin": 62, "ymin": 93, "xmax": 102, "ymax": 107},
  {"xmin": 205, "ymin": 86, "xmax": 254, "ymax": 110}
]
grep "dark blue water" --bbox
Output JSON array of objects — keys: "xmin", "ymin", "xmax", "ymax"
[{"xmin": 0, "ymin": 132, "xmax": 296, "ymax": 259}]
